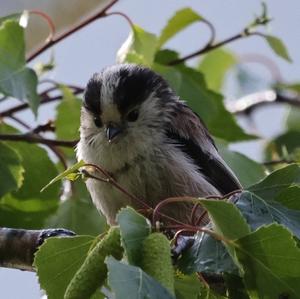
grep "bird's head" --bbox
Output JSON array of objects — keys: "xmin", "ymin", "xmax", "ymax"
[{"xmin": 80, "ymin": 64, "xmax": 176, "ymax": 148}]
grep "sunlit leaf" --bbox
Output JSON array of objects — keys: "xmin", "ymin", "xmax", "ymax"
[
  {"xmin": 0, "ymin": 20, "xmax": 39, "ymax": 114},
  {"xmin": 55, "ymin": 85, "xmax": 81, "ymax": 140},
  {"xmin": 264, "ymin": 34, "xmax": 292, "ymax": 62},
  {"xmin": 117, "ymin": 24, "xmax": 157, "ymax": 66},
  {"xmin": 158, "ymin": 8, "xmax": 203, "ymax": 48},
  {"xmin": 198, "ymin": 48, "xmax": 237, "ymax": 91},
  {"xmin": 41, "ymin": 160, "xmax": 85, "ymax": 192}
]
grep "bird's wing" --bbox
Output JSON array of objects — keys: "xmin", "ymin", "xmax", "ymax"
[{"xmin": 166, "ymin": 102, "xmax": 242, "ymax": 195}]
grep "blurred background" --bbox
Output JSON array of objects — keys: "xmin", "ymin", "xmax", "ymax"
[{"xmin": 0, "ymin": 0, "xmax": 299, "ymax": 298}]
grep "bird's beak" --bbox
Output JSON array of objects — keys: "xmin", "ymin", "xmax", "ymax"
[{"xmin": 106, "ymin": 124, "xmax": 122, "ymax": 142}]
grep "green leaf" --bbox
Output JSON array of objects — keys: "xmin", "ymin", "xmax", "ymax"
[
  {"xmin": 0, "ymin": 207, "xmax": 57, "ymax": 229},
  {"xmin": 175, "ymin": 65, "xmax": 254, "ymax": 141},
  {"xmin": 46, "ymin": 181, "xmax": 107, "ymax": 236},
  {"xmin": 175, "ymin": 273, "xmax": 227, "ymax": 299},
  {"xmin": 0, "ymin": 13, "xmax": 22, "ymax": 25},
  {"xmin": 6, "ymin": 142, "xmax": 60, "ymax": 201},
  {"xmin": 236, "ymin": 191, "xmax": 300, "ymax": 239},
  {"xmin": 0, "ymin": 125, "xmax": 60, "ymax": 227},
  {"xmin": 276, "ymin": 82, "xmax": 300, "ymax": 94},
  {"xmin": 117, "ymin": 25, "xmax": 157, "ymax": 66},
  {"xmin": 235, "ymin": 224, "xmax": 300, "ymax": 299},
  {"xmin": 218, "ymin": 144, "xmax": 266, "ymax": 188},
  {"xmin": 106, "ymin": 257, "xmax": 175, "ymax": 299},
  {"xmin": 175, "ymin": 274, "xmax": 201, "ymax": 299},
  {"xmin": 275, "ymin": 186, "xmax": 300, "ymax": 210},
  {"xmin": 0, "ymin": 20, "xmax": 40, "ymax": 114},
  {"xmin": 46, "ymin": 197, "xmax": 107, "ymax": 236},
  {"xmin": 116, "ymin": 207, "xmax": 151, "ymax": 266},
  {"xmin": 224, "ymin": 273, "xmax": 250, "ymax": 299},
  {"xmin": 199, "ymin": 199, "xmax": 251, "ymax": 240},
  {"xmin": 158, "ymin": 8, "xmax": 203, "ymax": 48},
  {"xmin": 264, "ymin": 34, "xmax": 292, "ymax": 62},
  {"xmin": 41, "ymin": 160, "xmax": 85, "ymax": 192},
  {"xmin": 153, "ymin": 63, "xmax": 182, "ymax": 94},
  {"xmin": 198, "ymin": 48, "xmax": 237, "ymax": 91},
  {"xmin": 34, "ymin": 235, "xmax": 95, "ymax": 299},
  {"xmin": 266, "ymin": 131, "xmax": 300, "ymax": 160},
  {"xmin": 195, "ymin": 199, "xmax": 250, "ymax": 269},
  {"xmin": 177, "ymin": 232, "xmax": 237, "ymax": 275},
  {"xmin": 248, "ymin": 164, "xmax": 300, "ymax": 201},
  {"xmin": 0, "ymin": 142, "xmax": 24, "ymax": 197},
  {"xmin": 55, "ymin": 85, "xmax": 81, "ymax": 140},
  {"xmin": 286, "ymin": 108, "xmax": 300, "ymax": 132}
]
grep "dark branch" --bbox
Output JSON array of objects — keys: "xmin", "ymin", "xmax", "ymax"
[
  {"xmin": 0, "ymin": 88, "xmax": 83, "ymax": 118},
  {"xmin": 227, "ymin": 90, "xmax": 300, "ymax": 115},
  {"xmin": 168, "ymin": 31, "xmax": 247, "ymax": 65},
  {"xmin": 26, "ymin": 0, "xmax": 119, "ymax": 62},
  {"xmin": 0, "ymin": 133, "xmax": 78, "ymax": 147},
  {"xmin": 0, "ymin": 228, "xmax": 75, "ymax": 271}
]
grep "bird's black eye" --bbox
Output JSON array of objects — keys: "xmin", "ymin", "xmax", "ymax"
[
  {"xmin": 127, "ymin": 109, "xmax": 139, "ymax": 122},
  {"xmin": 93, "ymin": 116, "xmax": 103, "ymax": 128}
]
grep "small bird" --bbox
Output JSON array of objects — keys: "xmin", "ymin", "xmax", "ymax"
[{"xmin": 76, "ymin": 64, "xmax": 241, "ymax": 225}]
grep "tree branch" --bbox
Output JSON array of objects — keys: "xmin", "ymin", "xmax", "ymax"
[
  {"xmin": 0, "ymin": 88, "xmax": 83, "ymax": 118},
  {"xmin": 0, "ymin": 133, "xmax": 78, "ymax": 147},
  {"xmin": 26, "ymin": 0, "xmax": 119, "ymax": 62},
  {"xmin": 0, "ymin": 228, "xmax": 75, "ymax": 271},
  {"xmin": 227, "ymin": 89, "xmax": 300, "ymax": 115}
]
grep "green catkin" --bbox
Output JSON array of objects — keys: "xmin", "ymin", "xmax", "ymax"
[
  {"xmin": 141, "ymin": 232, "xmax": 175, "ymax": 295},
  {"xmin": 64, "ymin": 226, "xmax": 123, "ymax": 299}
]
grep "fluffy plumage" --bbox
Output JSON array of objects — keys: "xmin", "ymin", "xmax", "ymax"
[{"xmin": 77, "ymin": 64, "xmax": 241, "ymax": 225}]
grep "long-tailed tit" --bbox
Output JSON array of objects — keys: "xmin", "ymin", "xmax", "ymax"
[{"xmin": 77, "ymin": 64, "xmax": 241, "ymax": 225}]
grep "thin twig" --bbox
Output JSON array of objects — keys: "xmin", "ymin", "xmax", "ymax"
[
  {"xmin": 0, "ymin": 133, "xmax": 77, "ymax": 147},
  {"xmin": 26, "ymin": 0, "xmax": 119, "ymax": 62},
  {"xmin": 104, "ymin": 11, "xmax": 134, "ymax": 28},
  {"xmin": 168, "ymin": 31, "xmax": 254, "ymax": 65},
  {"xmin": 0, "ymin": 89, "xmax": 83, "ymax": 118}
]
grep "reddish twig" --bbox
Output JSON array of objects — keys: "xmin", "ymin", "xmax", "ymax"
[
  {"xmin": 83, "ymin": 163, "xmax": 150, "ymax": 210},
  {"xmin": 29, "ymin": 10, "xmax": 56, "ymax": 42},
  {"xmin": 104, "ymin": 11, "xmax": 134, "ymax": 28},
  {"xmin": 26, "ymin": 0, "xmax": 119, "ymax": 62},
  {"xmin": 152, "ymin": 196, "xmax": 197, "ymax": 226}
]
